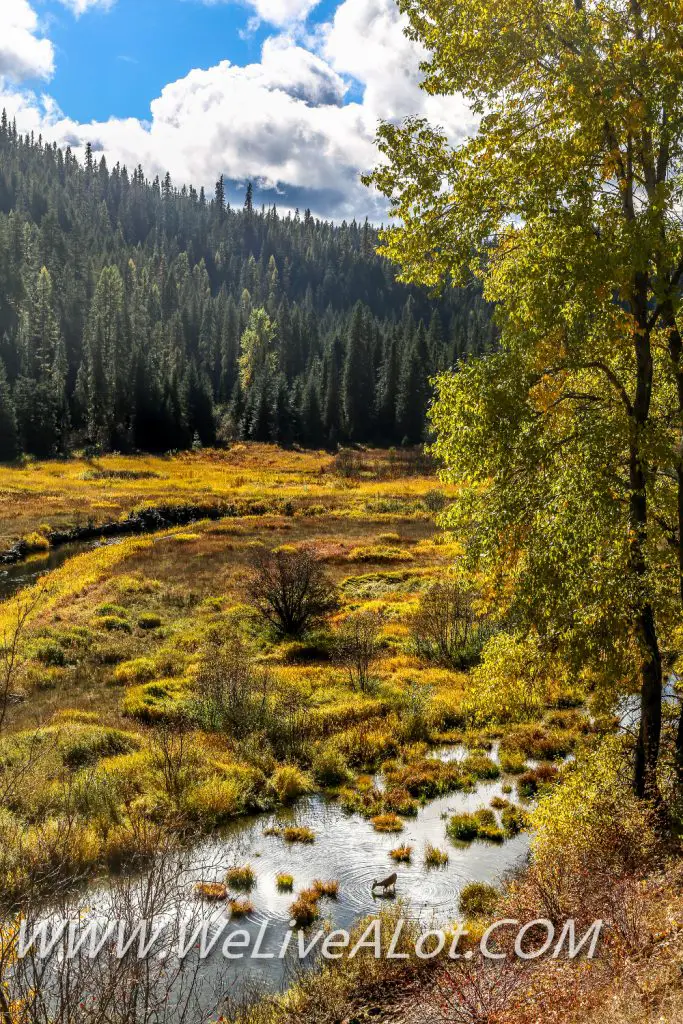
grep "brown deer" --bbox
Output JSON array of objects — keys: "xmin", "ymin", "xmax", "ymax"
[{"xmin": 371, "ymin": 872, "xmax": 397, "ymax": 895}]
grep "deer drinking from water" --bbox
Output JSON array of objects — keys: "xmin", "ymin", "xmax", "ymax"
[{"xmin": 371, "ymin": 872, "xmax": 397, "ymax": 896}]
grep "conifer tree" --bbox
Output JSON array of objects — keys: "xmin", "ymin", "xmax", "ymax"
[
  {"xmin": 343, "ymin": 302, "xmax": 374, "ymax": 441},
  {"xmin": 0, "ymin": 359, "xmax": 18, "ymax": 461}
]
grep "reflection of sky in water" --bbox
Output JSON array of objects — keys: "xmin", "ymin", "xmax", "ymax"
[{"xmin": 70, "ymin": 755, "xmax": 531, "ymax": 999}]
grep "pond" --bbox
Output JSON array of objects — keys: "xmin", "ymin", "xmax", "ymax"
[{"xmin": 61, "ymin": 746, "xmax": 530, "ymax": 1010}]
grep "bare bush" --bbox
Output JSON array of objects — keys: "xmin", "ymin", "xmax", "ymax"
[
  {"xmin": 411, "ymin": 581, "xmax": 493, "ymax": 669},
  {"xmin": 1, "ymin": 842, "xmax": 238, "ymax": 1024},
  {"xmin": 246, "ymin": 547, "xmax": 338, "ymax": 637},
  {"xmin": 151, "ymin": 721, "xmax": 197, "ymax": 811},
  {"xmin": 194, "ymin": 633, "xmax": 272, "ymax": 738},
  {"xmin": 336, "ymin": 611, "xmax": 383, "ymax": 693},
  {"xmin": 408, "ymin": 958, "xmax": 527, "ymax": 1024},
  {"xmin": 0, "ymin": 590, "xmax": 45, "ymax": 732}
]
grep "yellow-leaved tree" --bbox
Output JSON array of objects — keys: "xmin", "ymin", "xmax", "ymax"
[{"xmin": 365, "ymin": 0, "xmax": 683, "ymax": 797}]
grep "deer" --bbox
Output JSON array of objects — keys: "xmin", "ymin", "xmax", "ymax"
[{"xmin": 371, "ymin": 872, "xmax": 397, "ymax": 895}]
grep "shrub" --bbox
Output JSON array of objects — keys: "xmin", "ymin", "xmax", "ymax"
[
  {"xmin": 349, "ymin": 546, "xmax": 414, "ymax": 563},
  {"xmin": 424, "ymin": 843, "xmax": 449, "ymax": 867},
  {"xmin": 371, "ymin": 813, "xmax": 404, "ymax": 833},
  {"xmin": 34, "ymin": 639, "xmax": 66, "ymax": 667},
  {"xmin": 59, "ymin": 726, "xmax": 139, "ymax": 770},
  {"xmin": 499, "ymin": 750, "xmax": 527, "ymax": 774},
  {"xmin": 312, "ymin": 746, "xmax": 351, "ymax": 787},
  {"xmin": 185, "ymin": 777, "xmax": 241, "ymax": 824},
  {"xmin": 501, "ymin": 725, "xmax": 575, "ymax": 761},
  {"xmin": 501, "ymin": 804, "xmax": 531, "ymax": 836},
  {"xmin": 459, "ymin": 882, "xmax": 499, "ymax": 917},
  {"xmin": 517, "ymin": 765, "xmax": 559, "ymax": 799},
  {"xmin": 390, "ymin": 844, "xmax": 413, "ymax": 862},
  {"xmin": 193, "ymin": 635, "xmax": 273, "ymax": 737},
  {"xmin": 384, "ymin": 788, "xmax": 419, "ymax": 817},
  {"xmin": 385, "ymin": 759, "xmax": 473, "ymax": 799},
  {"xmin": 446, "ymin": 812, "xmax": 480, "ymax": 842},
  {"xmin": 225, "ymin": 865, "xmax": 256, "ymax": 891},
  {"xmin": 138, "ymin": 614, "xmax": 162, "ymax": 630},
  {"xmin": 23, "ymin": 532, "xmax": 50, "ymax": 552},
  {"xmin": 461, "ymin": 754, "xmax": 500, "ymax": 780},
  {"xmin": 463, "ymin": 632, "xmax": 549, "ymax": 725},
  {"xmin": 336, "ymin": 610, "xmax": 383, "ymax": 693},
  {"xmin": 95, "ymin": 604, "xmax": 129, "ymax": 618},
  {"xmin": 122, "ymin": 680, "xmax": 190, "ymax": 724},
  {"xmin": 98, "ymin": 616, "xmax": 132, "ymax": 634},
  {"xmin": 276, "ymin": 873, "xmax": 294, "ymax": 891},
  {"xmin": 195, "ymin": 882, "xmax": 227, "ymax": 901},
  {"xmin": 411, "ymin": 580, "xmax": 493, "ymax": 668},
  {"xmin": 271, "ymin": 765, "xmax": 313, "ymax": 804},
  {"xmin": 532, "ymin": 736, "xmax": 659, "ymax": 877},
  {"xmin": 113, "ymin": 658, "xmax": 157, "ymax": 685},
  {"xmin": 473, "ymin": 808, "xmax": 505, "ymax": 842},
  {"xmin": 246, "ymin": 547, "xmax": 339, "ymax": 637},
  {"xmin": 447, "ymin": 810, "xmax": 505, "ymax": 844}
]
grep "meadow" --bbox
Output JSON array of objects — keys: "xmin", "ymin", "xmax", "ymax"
[{"xmin": 0, "ymin": 444, "xmax": 669, "ymax": 1024}]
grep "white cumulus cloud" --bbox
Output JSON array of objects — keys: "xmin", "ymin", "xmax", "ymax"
[
  {"xmin": 199, "ymin": 0, "xmax": 321, "ymax": 29},
  {"xmin": 0, "ymin": 0, "xmax": 476, "ymax": 220},
  {"xmin": 0, "ymin": 0, "xmax": 54, "ymax": 82},
  {"xmin": 57, "ymin": 0, "xmax": 117, "ymax": 15}
]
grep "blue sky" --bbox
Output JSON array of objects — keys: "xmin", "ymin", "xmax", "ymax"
[
  {"xmin": 1, "ymin": 0, "xmax": 472, "ymax": 219},
  {"xmin": 38, "ymin": 0, "xmax": 342, "ymax": 122}
]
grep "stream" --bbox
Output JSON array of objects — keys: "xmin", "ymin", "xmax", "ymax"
[{"xmin": 0, "ymin": 539, "xmax": 113, "ymax": 602}]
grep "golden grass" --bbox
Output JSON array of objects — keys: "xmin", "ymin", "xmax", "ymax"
[
  {"xmin": 424, "ymin": 843, "xmax": 449, "ymax": 867},
  {"xmin": 389, "ymin": 844, "xmax": 413, "ymax": 862},
  {"xmin": 229, "ymin": 898, "xmax": 254, "ymax": 917},
  {"xmin": 311, "ymin": 879, "xmax": 340, "ymax": 899},
  {"xmin": 194, "ymin": 881, "xmax": 228, "ymax": 901},
  {"xmin": 371, "ymin": 813, "xmax": 404, "ymax": 833}
]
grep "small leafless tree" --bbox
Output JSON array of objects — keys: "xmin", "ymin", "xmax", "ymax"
[
  {"xmin": 151, "ymin": 721, "xmax": 196, "ymax": 812},
  {"xmin": 1, "ymin": 841, "xmax": 238, "ymax": 1024},
  {"xmin": 0, "ymin": 589, "xmax": 45, "ymax": 733},
  {"xmin": 411, "ymin": 581, "xmax": 493, "ymax": 669},
  {"xmin": 246, "ymin": 547, "xmax": 338, "ymax": 637},
  {"xmin": 336, "ymin": 610, "xmax": 383, "ymax": 693},
  {"xmin": 194, "ymin": 633, "xmax": 272, "ymax": 738}
]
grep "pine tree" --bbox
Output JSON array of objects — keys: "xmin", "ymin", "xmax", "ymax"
[
  {"xmin": 323, "ymin": 337, "xmax": 343, "ymax": 446},
  {"xmin": 80, "ymin": 265, "xmax": 127, "ymax": 448},
  {"xmin": 301, "ymin": 374, "xmax": 324, "ymax": 447},
  {"xmin": 396, "ymin": 343, "xmax": 429, "ymax": 445},
  {"xmin": 0, "ymin": 359, "xmax": 19, "ymax": 461},
  {"xmin": 14, "ymin": 267, "xmax": 66, "ymax": 456},
  {"xmin": 343, "ymin": 303, "xmax": 374, "ymax": 440},
  {"xmin": 377, "ymin": 334, "xmax": 400, "ymax": 440},
  {"xmin": 245, "ymin": 182, "xmax": 254, "ymax": 213},
  {"xmin": 214, "ymin": 175, "xmax": 225, "ymax": 214}
]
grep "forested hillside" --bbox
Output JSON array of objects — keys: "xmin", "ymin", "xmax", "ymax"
[{"xmin": 0, "ymin": 116, "xmax": 493, "ymax": 458}]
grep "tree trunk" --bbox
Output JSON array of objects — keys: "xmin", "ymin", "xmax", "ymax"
[
  {"xmin": 662, "ymin": 303, "xmax": 683, "ymax": 784},
  {"xmin": 630, "ymin": 456, "xmax": 663, "ymax": 797},
  {"xmin": 630, "ymin": 278, "xmax": 663, "ymax": 798}
]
